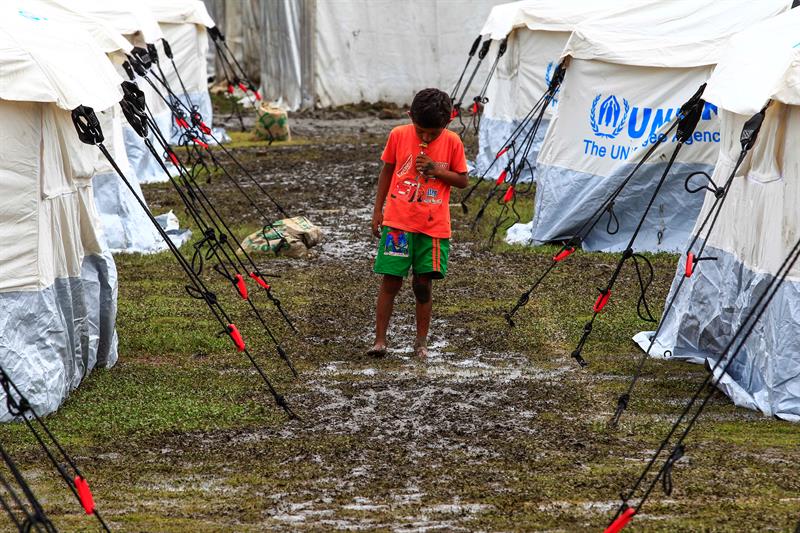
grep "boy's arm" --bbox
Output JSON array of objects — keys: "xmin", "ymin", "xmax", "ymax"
[
  {"xmin": 415, "ymin": 154, "xmax": 469, "ymax": 189},
  {"xmin": 372, "ymin": 162, "xmax": 395, "ymax": 237}
]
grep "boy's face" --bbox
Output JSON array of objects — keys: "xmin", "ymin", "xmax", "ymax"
[
  {"xmin": 409, "ymin": 113, "xmax": 445, "ymax": 145},
  {"xmin": 412, "ymin": 123, "xmax": 445, "ymax": 145}
]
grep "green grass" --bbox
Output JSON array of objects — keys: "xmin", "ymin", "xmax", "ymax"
[{"xmin": 0, "ymin": 132, "xmax": 797, "ymax": 531}]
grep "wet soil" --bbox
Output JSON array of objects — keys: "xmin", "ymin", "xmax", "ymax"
[
  {"xmin": 134, "ymin": 113, "xmax": 800, "ymax": 531},
  {"xmin": 2, "ymin": 111, "xmax": 796, "ymax": 532}
]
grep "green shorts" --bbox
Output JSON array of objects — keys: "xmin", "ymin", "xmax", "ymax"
[{"xmin": 374, "ymin": 227, "xmax": 450, "ymax": 279}]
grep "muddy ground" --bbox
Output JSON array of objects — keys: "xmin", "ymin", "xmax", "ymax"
[{"xmin": 0, "ymin": 112, "xmax": 797, "ymax": 532}]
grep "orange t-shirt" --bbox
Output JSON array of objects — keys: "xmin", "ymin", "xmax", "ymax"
[{"xmin": 380, "ymin": 124, "xmax": 468, "ymax": 239}]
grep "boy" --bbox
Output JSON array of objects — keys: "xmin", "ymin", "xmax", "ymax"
[{"xmin": 368, "ymin": 88, "xmax": 469, "ymax": 358}]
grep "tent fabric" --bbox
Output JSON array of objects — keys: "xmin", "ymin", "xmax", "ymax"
[
  {"xmin": 507, "ymin": 0, "xmax": 793, "ymax": 252},
  {"xmin": 562, "ymin": 0, "xmax": 789, "ymax": 68},
  {"xmin": 479, "ymin": 0, "xmax": 643, "ymax": 39},
  {"xmin": 0, "ymin": 8, "xmax": 122, "ymax": 417},
  {"xmin": 203, "ymin": 0, "xmax": 262, "ymax": 84},
  {"xmin": 258, "ymin": 0, "xmax": 312, "ymax": 111},
  {"xmin": 518, "ymin": 59, "xmax": 717, "ymax": 252},
  {"xmin": 0, "ymin": 101, "xmax": 119, "ymax": 419},
  {"xmin": 19, "ymin": 0, "xmax": 173, "ymax": 254},
  {"xmin": 57, "ymin": 0, "xmax": 165, "ymax": 45},
  {"xmin": 637, "ymin": 9, "xmax": 800, "ymax": 421},
  {"xmin": 702, "ymin": 9, "xmax": 800, "ymax": 116},
  {"xmin": 142, "ymin": 0, "xmax": 219, "ymax": 150},
  {"xmin": 258, "ymin": 0, "xmax": 505, "ymax": 110},
  {"xmin": 0, "ymin": 6, "xmax": 123, "ymax": 111},
  {"xmin": 93, "ymin": 107, "xmax": 171, "ymax": 253},
  {"xmin": 476, "ymin": 0, "xmax": 645, "ymax": 178},
  {"xmin": 141, "ymin": 0, "xmax": 214, "ymax": 28}
]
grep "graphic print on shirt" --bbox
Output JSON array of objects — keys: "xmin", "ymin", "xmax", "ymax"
[
  {"xmin": 383, "ymin": 228, "xmax": 410, "ymax": 257},
  {"xmin": 391, "ymin": 153, "xmax": 419, "ymax": 200}
]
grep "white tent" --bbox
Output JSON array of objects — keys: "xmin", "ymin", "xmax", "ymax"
[
  {"xmin": 0, "ymin": 6, "xmax": 123, "ymax": 417},
  {"xmin": 141, "ymin": 0, "xmax": 218, "ymax": 147},
  {"xmin": 22, "ymin": 0, "xmax": 176, "ymax": 255},
  {"xmin": 257, "ymin": 0, "xmax": 505, "ymax": 110},
  {"xmin": 475, "ymin": 0, "xmax": 642, "ymax": 179},
  {"xmin": 56, "ymin": 0, "xmax": 179, "ymax": 188},
  {"xmin": 508, "ymin": 0, "xmax": 791, "ymax": 253},
  {"xmin": 636, "ymin": 7, "xmax": 800, "ymax": 421}
]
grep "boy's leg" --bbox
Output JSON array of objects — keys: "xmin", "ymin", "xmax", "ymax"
[
  {"xmin": 372, "ymin": 226, "xmax": 413, "ymax": 356},
  {"xmin": 371, "ymin": 275, "xmax": 403, "ymax": 355},
  {"xmin": 411, "ymin": 274, "xmax": 433, "ymax": 356},
  {"xmin": 410, "ymin": 233, "xmax": 448, "ymax": 357}
]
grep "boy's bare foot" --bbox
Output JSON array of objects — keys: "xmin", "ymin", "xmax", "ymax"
[
  {"xmin": 413, "ymin": 339, "xmax": 428, "ymax": 358},
  {"xmin": 367, "ymin": 343, "xmax": 387, "ymax": 357}
]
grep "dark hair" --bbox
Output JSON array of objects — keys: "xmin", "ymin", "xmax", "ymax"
[{"xmin": 410, "ymin": 88, "xmax": 452, "ymax": 129}]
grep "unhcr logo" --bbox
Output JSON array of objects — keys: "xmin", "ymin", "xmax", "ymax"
[
  {"xmin": 590, "ymin": 94, "xmax": 630, "ymax": 139},
  {"xmin": 544, "ymin": 62, "xmax": 559, "ymax": 106}
]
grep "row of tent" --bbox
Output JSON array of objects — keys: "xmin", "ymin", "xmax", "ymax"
[
  {"xmin": 203, "ymin": 0, "xmax": 507, "ymax": 110},
  {"xmin": 0, "ymin": 0, "xmax": 220, "ymax": 418},
  {"xmin": 471, "ymin": 0, "xmax": 800, "ymax": 420}
]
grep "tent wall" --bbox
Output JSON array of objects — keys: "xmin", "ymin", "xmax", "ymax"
[
  {"xmin": 258, "ymin": 0, "xmax": 315, "ymax": 111},
  {"xmin": 258, "ymin": 0, "xmax": 504, "ymax": 110},
  {"xmin": 476, "ymin": 27, "xmax": 569, "ymax": 178},
  {"xmin": 93, "ymin": 106, "xmax": 168, "ymax": 253},
  {"xmin": 0, "ymin": 101, "xmax": 118, "ymax": 418},
  {"xmin": 639, "ymin": 103, "xmax": 800, "ymax": 421},
  {"xmin": 203, "ymin": 0, "xmax": 261, "ymax": 84},
  {"xmin": 509, "ymin": 59, "xmax": 718, "ymax": 252}
]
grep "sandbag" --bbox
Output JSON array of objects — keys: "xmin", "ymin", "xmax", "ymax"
[
  {"xmin": 241, "ymin": 216, "xmax": 321, "ymax": 258},
  {"xmin": 254, "ymin": 102, "xmax": 290, "ymax": 142}
]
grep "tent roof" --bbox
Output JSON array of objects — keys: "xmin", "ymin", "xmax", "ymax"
[
  {"xmin": 49, "ymin": 0, "xmax": 164, "ymax": 44},
  {"xmin": 704, "ymin": 8, "xmax": 800, "ymax": 116},
  {"xmin": 479, "ymin": 0, "xmax": 647, "ymax": 40},
  {"xmin": 0, "ymin": 5, "xmax": 122, "ymax": 110},
  {"xmin": 563, "ymin": 0, "xmax": 791, "ymax": 68},
  {"xmin": 17, "ymin": 0, "xmax": 132, "ymax": 55},
  {"xmin": 141, "ymin": 0, "xmax": 214, "ymax": 28}
]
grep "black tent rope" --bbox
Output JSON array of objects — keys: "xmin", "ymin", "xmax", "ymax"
[
  {"xmin": 608, "ymin": 103, "xmax": 769, "ymax": 428},
  {"xmin": 120, "ymin": 83, "xmax": 298, "ymax": 376},
  {"xmin": 132, "ymin": 111, "xmax": 299, "ymax": 376},
  {"xmin": 122, "ymin": 59, "xmax": 298, "ymax": 333},
  {"xmin": 452, "ymin": 38, "xmax": 491, "ymax": 136},
  {"xmin": 606, "ymin": 201, "xmax": 800, "ymax": 533},
  {"xmin": 470, "ymin": 62, "xmax": 565, "ymax": 232},
  {"xmin": 160, "ymin": 39, "xmax": 196, "ymax": 111},
  {"xmin": 0, "ymin": 442, "xmax": 58, "ymax": 533},
  {"xmin": 131, "ymin": 84, "xmax": 298, "ymax": 341},
  {"xmin": 481, "ymin": 88, "xmax": 550, "ymax": 245},
  {"xmin": 144, "ymin": 108, "xmax": 300, "ymax": 335},
  {"xmin": 127, "ymin": 50, "xmax": 291, "ymax": 256},
  {"xmin": 503, "ymin": 83, "xmax": 706, "ymax": 328},
  {"xmin": 0, "ymin": 367, "xmax": 106, "ymax": 531},
  {"xmin": 449, "ymin": 35, "xmax": 482, "ymax": 103},
  {"xmin": 468, "ymin": 37, "xmax": 508, "ymax": 135},
  {"xmin": 460, "ymin": 60, "xmax": 567, "ymax": 213},
  {"xmin": 71, "ymin": 104, "xmax": 297, "ymax": 420},
  {"xmin": 207, "ymin": 26, "xmax": 263, "ymax": 130},
  {"xmin": 483, "ymin": 117, "xmax": 539, "ymax": 246},
  {"xmin": 568, "ymin": 103, "xmax": 702, "ymax": 367}
]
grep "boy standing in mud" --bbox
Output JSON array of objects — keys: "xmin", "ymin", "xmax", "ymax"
[{"xmin": 368, "ymin": 88, "xmax": 469, "ymax": 358}]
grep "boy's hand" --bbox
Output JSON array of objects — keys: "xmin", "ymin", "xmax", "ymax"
[
  {"xmin": 415, "ymin": 154, "xmax": 438, "ymax": 178},
  {"xmin": 371, "ymin": 210, "xmax": 383, "ymax": 237}
]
